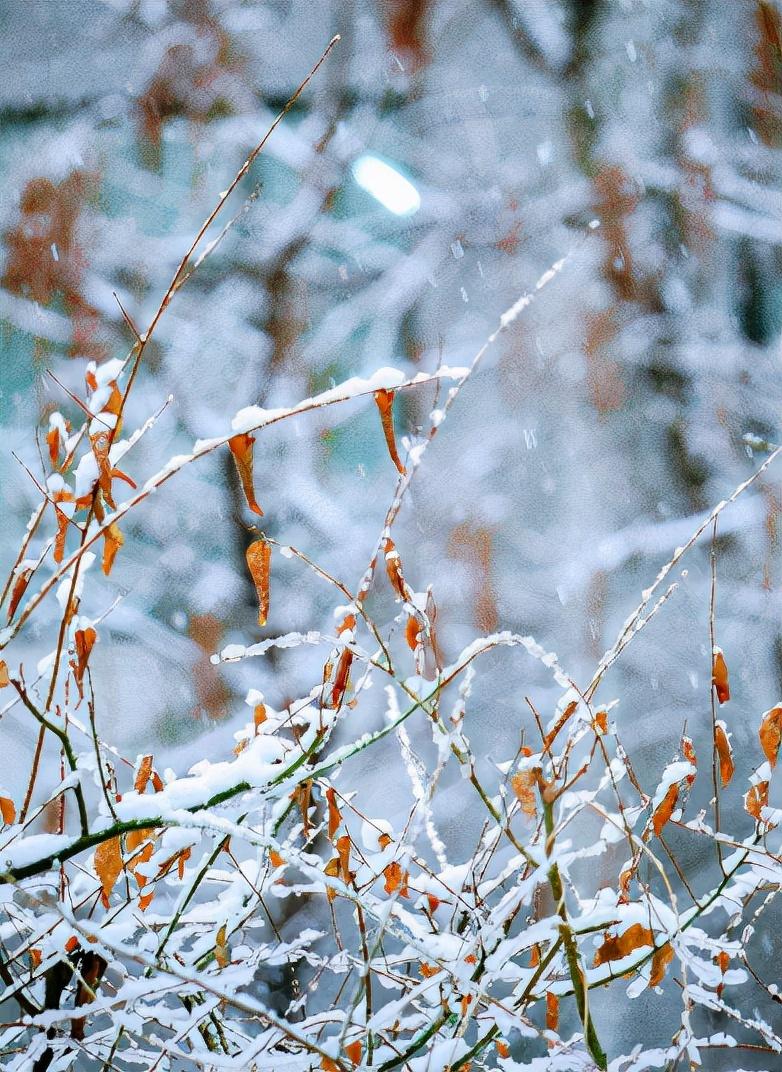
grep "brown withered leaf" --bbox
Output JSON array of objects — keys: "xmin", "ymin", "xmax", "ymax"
[
  {"xmin": 90, "ymin": 432, "xmax": 115, "ymax": 508},
  {"xmin": 336, "ymin": 834, "xmax": 352, "ymax": 883},
  {"xmin": 215, "ymin": 923, "xmax": 230, "ymax": 969},
  {"xmin": 102, "ymin": 523, "xmax": 124, "ymax": 576},
  {"xmin": 405, "ymin": 615, "xmax": 422, "ymax": 651},
  {"xmin": 73, "ymin": 626, "xmax": 97, "ymax": 698},
  {"xmin": 46, "ymin": 426, "xmax": 61, "ymax": 468},
  {"xmin": 330, "ymin": 647, "xmax": 354, "ymax": 710},
  {"xmin": 745, "ymin": 781, "xmax": 769, "ymax": 821},
  {"xmin": 594, "ymin": 923, "xmax": 654, "ymax": 966},
  {"xmin": 0, "ymin": 661, "xmax": 8, "ymax": 688},
  {"xmin": 374, "ymin": 389, "xmax": 406, "ymax": 475},
  {"xmin": 54, "ymin": 506, "xmax": 69, "ymax": 564},
  {"xmin": 383, "ymin": 537, "xmax": 407, "ymax": 600},
  {"xmin": 651, "ymin": 782, "xmax": 679, "ymax": 838},
  {"xmin": 759, "ymin": 704, "xmax": 782, "ymax": 768},
  {"xmin": 8, "ymin": 568, "xmax": 32, "ymax": 621},
  {"xmin": 712, "ymin": 648, "xmax": 730, "ymax": 704},
  {"xmin": 324, "ymin": 857, "xmax": 341, "ymax": 902},
  {"xmin": 545, "ymin": 991, "xmax": 559, "ymax": 1032},
  {"xmin": 0, "ymin": 796, "xmax": 16, "ymax": 825},
  {"xmin": 649, "ymin": 943, "xmax": 674, "ymax": 987},
  {"xmin": 383, "ymin": 860, "xmax": 409, "ymax": 897},
  {"xmin": 326, "ymin": 786, "xmax": 341, "ymax": 840},
  {"xmin": 246, "ymin": 539, "xmax": 271, "ymax": 626},
  {"xmin": 94, "ymin": 837, "xmax": 123, "ymax": 907},
  {"xmin": 511, "ymin": 770, "xmax": 537, "ymax": 818},
  {"xmin": 714, "ymin": 722, "xmax": 734, "ymax": 787},
  {"xmin": 228, "ymin": 433, "xmax": 263, "ymax": 516},
  {"xmin": 134, "ymin": 755, "xmax": 154, "ymax": 794},
  {"xmin": 345, "ymin": 1040, "xmax": 362, "ymax": 1066}
]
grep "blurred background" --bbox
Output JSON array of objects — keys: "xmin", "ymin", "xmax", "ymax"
[{"xmin": 1, "ymin": 1, "xmax": 781, "ymax": 1057}]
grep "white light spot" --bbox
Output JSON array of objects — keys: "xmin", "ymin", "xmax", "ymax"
[
  {"xmin": 352, "ymin": 154, "xmax": 421, "ymax": 216},
  {"xmin": 626, "ymin": 40, "xmax": 637, "ymax": 62}
]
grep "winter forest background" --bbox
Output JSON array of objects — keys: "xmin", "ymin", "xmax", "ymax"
[{"xmin": 1, "ymin": 1, "xmax": 782, "ymax": 1070}]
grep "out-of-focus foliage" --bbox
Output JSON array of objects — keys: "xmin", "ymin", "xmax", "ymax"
[{"xmin": 1, "ymin": 1, "xmax": 782, "ymax": 1067}]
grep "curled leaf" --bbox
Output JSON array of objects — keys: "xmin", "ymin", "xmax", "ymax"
[
  {"xmin": 383, "ymin": 860, "xmax": 409, "ymax": 897},
  {"xmin": 94, "ymin": 837, "xmax": 123, "ymax": 907},
  {"xmin": 134, "ymin": 755, "xmax": 154, "ymax": 794},
  {"xmin": 228, "ymin": 433, "xmax": 263, "ymax": 516},
  {"xmin": 594, "ymin": 923, "xmax": 654, "ymax": 966},
  {"xmin": 330, "ymin": 647, "xmax": 354, "ymax": 710},
  {"xmin": 383, "ymin": 537, "xmax": 407, "ymax": 600},
  {"xmin": 745, "ymin": 780, "xmax": 769, "ymax": 821},
  {"xmin": 712, "ymin": 648, "xmax": 730, "ymax": 704},
  {"xmin": 326, "ymin": 786, "xmax": 341, "ymax": 840},
  {"xmin": 545, "ymin": 991, "xmax": 559, "ymax": 1032},
  {"xmin": 8, "ymin": 568, "xmax": 32, "ymax": 621},
  {"xmin": 649, "ymin": 943, "xmax": 674, "ymax": 988},
  {"xmin": 246, "ymin": 539, "xmax": 271, "ymax": 626},
  {"xmin": 759, "ymin": 704, "xmax": 782, "ymax": 768},
  {"xmin": 651, "ymin": 782, "xmax": 679, "ymax": 838},
  {"xmin": 374, "ymin": 388, "xmax": 406, "ymax": 475},
  {"xmin": 102, "ymin": 523, "xmax": 124, "ymax": 576},
  {"xmin": 324, "ymin": 857, "xmax": 341, "ymax": 902},
  {"xmin": 73, "ymin": 626, "xmax": 97, "ymax": 698},
  {"xmin": 714, "ymin": 721, "xmax": 734, "ymax": 787}
]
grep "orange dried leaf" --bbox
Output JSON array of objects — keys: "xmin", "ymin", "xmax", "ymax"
[
  {"xmin": 0, "ymin": 661, "xmax": 8, "ymax": 688},
  {"xmin": 8, "ymin": 568, "xmax": 32, "ymax": 621},
  {"xmin": 426, "ymin": 893, "xmax": 440, "ymax": 913},
  {"xmin": 254, "ymin": 703, "xmax": 267, "ymax": 731},
  {"xmin": 714, "ymin": 722, "xmax": 734, "ymax": 787},
  {"xmin": 336, "ymin": 834, "xmax": 352, "ymax": 883},
  {"xmin": 511, "ymin": 770, "xmax": 537, "ymax": 818},
  {"xmin": 73, "ymin": 626, "xmax": 97, "ymax": 697},
  {"xmin": 419, "ymin": 961, "xmax": 440, "ymax": 978},
  {"xmin": 326, "ymin": 786, "xmax": 341, "ymax": 840},
  {"xmin": 90, "ymin": 432, "xmax": 115, "ymax": 507},
  {"xmin": 460, "ymin": 993, "xmax": 472, "ymax": 1017},
  {"xmin": 46, "ymin": 426, "xmax": 61, "ymax": 468},
  {"xmin": 65, "ymin": 935, "xmax": 80, "ymax": 954},
  {"xmin": 746, "ymin": 781, "xmax": 769, "ymax": 821},
  {"xmin": 138, "ymin": 891, "xmax": 154, "ymax": 911},
  {"xmin": 54, "ymin": 507, "xmax": 69, "ymax": 564},
  {"xmin": 246, "ymin": 539, "xmax": 271, "ymax": 626},
  {"xmin": 759, "ymin": 704, "xmax": 782, "ymax": 768},
  {"xmin": 324, "ymin": 857, "xmax": 341, "ymax": 902},
  {"xmin": 102, "ymin": 523, "xmax": 124, "ymax": 576},
  {"xmin": 652, "ymin": 782, "xmax": 679, "ymax": 838},
  {"xmin": 545, "ymin": 991, "xmax": 559, "ymax": 1032},
  {"xmin": 0, "ymin": 796, "xmax": 16, "ymax": 825},
  {"xmin": 345, "ymin": 1040, "xmax": 362, "ymax": 1066},
  {"xmin": 383, "ymin": 860, "xmax": 409, "ymax": 897},
  {"xmin": 594, "ymin": 923, "xmax": 654, "ymax": 966},
  {"xmin": 529, "ymin": 943, "xmax": 540, "ymax": 967},
  {"xmin": 94, "ymin": 837, "xmax": 123, "ymax": 907},
  {"xmin": 29, "ymin": 947, "xmax": 42, "ymax": 970},
  {"xmin": 330, "ymin": 647, "xmax": 354, "ymax": 710},
  {"xmin": 383, "ymin": 537, "xmax": 407, "ymax": 600},
  {"xmin": 321, "ymin": 1060, "xmax": 340, "ymax": 1072},
  {"xmin": 228, "ymin": 433, "xmax": 263, "ymax": 516},
  {"xmin": 134, "ymin": 754, "xmax": 154, "ymax": 794},
  {"xmin": 374, "ymin": 389, "xmax": 406, "ymax": 475},
  {"xmin": 405, "ymin": 615, "xmax": 422, "ymax": 651},
  {"xmin": 712, "ymin": 649, "xmax": 730, "ymax": 704},
  {"xmin": 649, "ymin": 943, "xmax": 674, "ymax": 987},
  {"xmin": 594, "ymin": 710, "xmax": 608, "ymax": 734},
  {"xmin": 269, "ymin": 849, "xmax": 285, "ymax": 869},
  {"xmin": 496, "ymin": 1040, "xmax": 511, "ymax": 1059}
]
